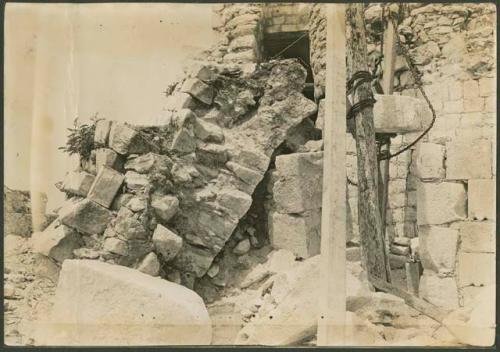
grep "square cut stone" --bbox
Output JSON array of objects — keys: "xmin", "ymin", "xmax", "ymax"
[
  {"xmin": 453, "ymin": 221, "xmax": 495, "ymax": 253},
  {"xmin": 419, "ymin": 270, "xmax": 459, "ymax": 310},
  {"xmin": 457, "ymin": 252, "xmax": 495, "ymax": 287},
  {"xmin": 373, "ymin": 94, "xmax": 433, "ymax": 134},
  {"xmin": 468, "ymin": 179, "xmax": 495, "ymax": 221},
  {"xmin": 446, "ymin": 139, "xmax": 492, "ymax": 180},
  {"xmin": 109, "ymin": 123, "xmax": 149, "ymax": 155},
  {"xmin": 87, "ymin": 166, "xmax": 125, "ymax": 208},
  {"xmin": 96, "ymin": 148, "xmax": 123, "ymax": 173},
  {"xmin": 59, "ymin": 199, "xmax": 112, "ymax": 235},
  {"xmin": 94, "ymin": 119, "xmax": 112, "ymax": 146},
  {"xmin": 61, "ymin": 171, "xmax": 95, "ymax": 197},
  {"xmin": 414, "ymin": 143, "xmax": 445, "ymax": 179},
  {"xmin": 268, "ymin": 210, "xmax": 321, "ymax": 259},
  {"xmin": 417, "ymin": 181, "xmax": 466, "ymax": 225},
  {"xmin": 152, "ymin": 224, "xmax": 183, "ymax": 262},
  {"xmin": 419, "ymin": 226, "xmax": 459, "ymax": 274}
]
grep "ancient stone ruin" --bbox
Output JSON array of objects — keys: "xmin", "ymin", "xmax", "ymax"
[{"xmin": 4, "ymin": 2, "xmax": 496, "ymax": 347}]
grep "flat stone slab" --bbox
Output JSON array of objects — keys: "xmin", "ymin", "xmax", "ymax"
[
  {"xmin": 373, "ymin": 94, "xmax": 433, "ymax": 134},
  {"xmin": 87, "ymin": 166, "xmax": 125, "ymax": 208},
  {"xmin": 34, "ymin": 260, "xmax": 212, "ymax": 345}
]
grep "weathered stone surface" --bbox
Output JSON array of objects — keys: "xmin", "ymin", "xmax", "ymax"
[
  {"xmin": 103, "ymin": 237, "xmax": 128, "ymax": 256},
  {"xmin": 443, "ymin": 287, "xmax": 495, "ymax": 347},
  {"xmin": 416, "ymin": 181, "xmax": 466, "ymax": 225},
  {"xmin": 419, "ymin": 270, "xmax": 459, "ymax": 310},
  {"xmin": 136, "ymin": 252, "xmax": 160, "ymax": 276},
  {"xmin": 36, "ymin": 260, "xmax": 211, "ymax": 345},
  {"xmin": 125, "ymin": 196, "xmax": 147, "ymax": 212},
  {"xmin": 124, "ymin": 171, "xmax": 150, "ymax": 192},
  {"xmin": 457, "ymin": 252, "xmax": 495, "ymax": 287},
  {"xmin": 419, "ymin": 226, "xmax": 458, "ymax": 274},
  {"xmin": 4, "ymin": 212, "xmax": 32, "ymax": 237},
  {"xmin": 31, "ymin": 220, "xmax": 83, "ymax": 263},
  {"xmin": 61, "ymin": 171, "xmax": 95, "ymax": 197},
  {"xmin": 226, "ymin": 162, "xmax": 263, "ymax": 187},
  {"xmin": 113, "ymin": 207, "xmax": 149, "ymax": 240},
  {"xmin": 414, "ymin": 143, "xmax": 445, "ymax": 179},
  {"xmin": 274, "ymin": 152, "xmax": 323, "ymax": 213},
  {"xmin": 453, "ymin": 221, "xmax": 495, "ymax": 253},
  {"xmin": 314, "ymin": 99, "xmax": 325, "ymax": 130},
  {"xmin": 152, "ymin": 224, "xmax": 183, "ymax": 261},
  {"xmin": 468, "ymin": 179, "xmax": 495, "ymax": 220},
  {"xmin": 170, "ymin": 128, "xmax": 196, "ymax": 154},
  {"xmin": 151, "ymin": 193, "xmax": 179, "ymax": 222},
  {"xmin": 181, "ymin": 78, "xmax": 214, "ymax": 105},
  {"xmin": 196, "ymin": 143, "xmax": 228, "ymax": 165},
  {"xmin": 216, "ymin": 188, "xmax": 252, "ymax": 219},
  {"xmin": 390, "ymin": 245, "xmax": 410, "ymax": 256},
  {"xmin": 194, "ymin": 119, "xmax": 224, "ymax": 143},
  {"xmin": 165, "ymin": 92, "xmax": 197, "ymax": 111},
  {"xmin": 60, "ymin": 199, "xmax": 112, "ymax": 235},
  {"xmin": 94, "ymin": 119, "xmax": 112, "ymax": 146},
  {"xmin": 233, "ymin": 238, "xmax": 251, "ymax": 255},
  {"xmin": 109, "ymin": 123, "xmax": 149, "ymax": 155},
  {"xmin": 124, "ymin": 153, "xmax": 171, "ymax": 174},
  {"xmin": 96, "ymin": 148, "xmax": 123, "ymax": 173},
  {"xmin": 446, "ymin": 139, "xmax": 492, "ymax": 180},
  {"xmin": 373, "ymin": 94, "xmax": 433, "ymax": 133},
  {"xmin": 87, "ymin": 166, "xmax": 125, "ymax": 208},
  {"xmin": 268, "ymin": 210, "xmax": 321, "ymax": 259}
]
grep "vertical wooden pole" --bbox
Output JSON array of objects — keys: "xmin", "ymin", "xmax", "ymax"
[
  {"xmin": 317, "ymin": 3, "xmax": 346, "ymax": 346},
  {"xmin": 379, "ymin": 15, "xmax": 398, "ymax": 277},
  {"xmin": 346, "ymin": 4, "xmax": 390, "ymax": 282}
]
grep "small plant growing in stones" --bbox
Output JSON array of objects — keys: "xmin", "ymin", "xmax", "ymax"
[{"xmin": 59, "ymin": 114, "xmax": 100, "ymax": 161}]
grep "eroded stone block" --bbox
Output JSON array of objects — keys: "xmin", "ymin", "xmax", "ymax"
[
  {"xmin": 94, "ymin": 120, "xmax": 112, "ymax": 147},
  {"xmin": 61, "ymin": 171, "xmax": 95, "ymax": 197},
  {"xmin": 31, "ymin": 220, "xmax": 83, "ymax": 263},
  {"xmin": 60, "ymin": 199, "xmax": 112, "ymax": 235},
  {"xmin": 453, "ymin": 221, "xmax": 495, "ymax": 253},
  {"xmin": 419, "ymin": 226, "xmax": 459, "ymax": 274},
  {"xmin": 419, "ymin": 270, "xmax": 459, "ymax": 310},
  {"xmin": 416, "ymin": 181, "xmax": 466, "ymax": 225},
  {"xmin": 124, "ymin": 153, "xmax": 172, "ymax": 174},
  {"xmin": 181, "ymin": 78, "xmax": 214, "ymax": 105},
  {"xmin": 151, "ymin": 193, "xmax": 179, "ymax": 222},
  {"xmin": 136, "ymin": 252, "xmax": 160, "ymax": 276},
  {"xmin": 87, "ymin": 166, "xmax": 125, "ymax": 208},
  {"xmin": 414, "ymin": 142, "xmax": 445, "ymax": 179},
  {"xmin": 96, "ymin": 148, "xmax": 123, "ymax": 173},
  {"xmin": 216, "ymin": 188, "xmax": 252, "ymax": 220},
  {"xmin": 152, "ymin": 224, "xmax": 183, "ymax": 262},
  {"xmin": 109, "ymin": 123, "xmax": 149, "ymax": 155},
  {"xmin": 468, "ymin": 179, "xmax": 495, "ymax": 220},
  {"xmin": 446, "ymin": 139, "xmax": 492, "ymax": 180},
  {"xmin": 268, "ymin": 210, "xmax": 321, "ymax": 259},
  {"xmin": 457, "ymin": 252, "xmax": 495, "ymax": 288}
]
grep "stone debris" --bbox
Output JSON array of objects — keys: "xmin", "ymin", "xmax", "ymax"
[
  {"xmin": 31, "ymin": 220, "xmax": 83, "ymax": 263},
  {"xmin": 59, "ymin": 199, "xmax": 112, "ymax": 235},
  {"xmin": 151, "ymin": 193, "xmax": 180, "ymax": 222},
  {"xmin": 136, "ymin": 252, "xmax": 161, "ymax": 276},
  {"xmin": 60, "ymin": 171, "xmax": 95, "ymax": 197},
  {"xmin": 152, "ymin": 224, "xmax": 183, "ymax": 261},
  {"xmin": 95, "ymin": 148, "xmax": 123, "ymax": 173}
]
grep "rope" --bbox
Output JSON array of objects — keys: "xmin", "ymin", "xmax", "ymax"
[{"xmin": 270, "ymin": 32, "xmax": 309, "ymax": 61}]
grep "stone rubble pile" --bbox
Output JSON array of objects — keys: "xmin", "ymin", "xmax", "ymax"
[{"xmin": 32, "ymin": 59, "xmax": 317, "ymax": 290}]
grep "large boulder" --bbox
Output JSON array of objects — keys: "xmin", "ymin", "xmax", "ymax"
[{"xmin": 34, "ymin": 260, "xmax": 212, "ymax": 345}]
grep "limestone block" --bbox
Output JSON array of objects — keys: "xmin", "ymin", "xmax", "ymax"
[
  {"xmin": 36, "ymin": 260, "xmax": 211, "ymax": 345},
  {"xmin": 60, "ymin": 199, "xmax": 112, "ymax": 235},
  {"xmin": 468, "ymin": 179, "xmax": 495, "ymax": 220},
  {"xmin": 226, "ymin": 162, "xmax": 263, "ymax": 188},
  {"xmin": 478, "ymin": 77, "xmax": 495, "ymax": 97},
  {"xmin": 457, "ymin": 252, "xmax": 495, "ymax": 287},
  {"xmin": 216, "ymin": 188, "xmax": 252, "ymax": 220},
  {"xmin": 229, "ymin": 149, "xmax": 269, "ymax": 173},
  {"xmin": 95, "ymin": 148, "xmax": 123, "ymax": 173},
  {"xmin": 31, "ymin": 220, "xmax": 83, "ymax": 263},
  {"xmin": 113, "ymin": 206, "xmax": 149, "ymax": 240},
  {"xmin": 372, "ymin": 94, "xmax": 433, "ymax": 134},
  {"xmin": 446, "ymin": 139, "xmax": 492, "ymax": 179},
  {"xmin": 151, "ymin": 193, "xmax": 179, "ymax": 222},
  {"xmin": 170, "ymin": 128, "xmax": 196, "ymax": 154},
  {"xmin": 414, "ymin": 143, "xmax": 445, "ymax": 179},
  {"xmin": 416, "ymin": 181, "xmax": 466, "ymax": 225},
  {"xmin": 87, "ymin": 166, "xmax": 125, "ymax": 208},
  {"xmin": 229, "ymin": 35, "xmax": 257, "ymax": 51},
  {"xmin": 419, "ymin": 226, "xmax": 459, "ymax": 274},
  {"xmin": 124, "ymin": 171, "xmax": 150, "ymax": 192},
  {"xmin": 109, "ymin": 123, "xmax": 149, "ymax": 155},
  {"xmin": 454, "ymin": 221, "xmax": 495, "ymax": 253},
  {"xmin": 274, "ymin": 152, "xmax": 323, "ymax": 213},
  {"xmin": 136, "ymin": 252, "xmax": 160, "ymax": 276},
  {"xmin": 268, "ymin": 210, "xmax": 321, "ymax": 259},
  {"xmin": 181, "ymin": 78, "xmax": 214, "ymax": 105},
  {"xmin": 152, "ymin": 224, "xmax": 183, "ymax": 262},
  {"xmin": 196, "ymin": 143, "xmax": 228, "ymax": 165},
  {"xmin": 419, "ymin": 270, "xmax": 459, "ymax": 310},
  {"xmin": 103, "ymin": 237, "xmax": 128, "ymax": 256},
  {"xmin": 124, "ymin": 153, "xmax": 172, "ymax": 174},
  {"xmin": 61, "ymin": 171, "xmax": 95, "ymax": 197},
  {"xmin": 314, "ymin": 99, "xmax": 325, "ymax": 130},
  {"xmin": 194, "ymin": 119, "xmax": 224, "ymax": 143},
  {"xmin": 94, "ymin": 119, "xmax": 112, "ymax": 146}
]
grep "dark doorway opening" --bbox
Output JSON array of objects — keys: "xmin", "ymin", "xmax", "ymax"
[{"xmin": 263, "ymin": 31, "xmax": 314, "ymax": 100}]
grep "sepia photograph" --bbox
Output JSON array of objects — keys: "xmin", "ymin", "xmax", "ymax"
[{"xmin": 3, "ymin": 2, "xmax": 497, "ymax": 347}]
